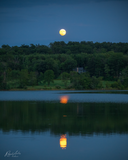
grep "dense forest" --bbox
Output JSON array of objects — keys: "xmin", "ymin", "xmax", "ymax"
[{"xmin": 0, "ymin": 41, "xmax": 128, "ymax": 90}]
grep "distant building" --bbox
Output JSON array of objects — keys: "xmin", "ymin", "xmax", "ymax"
[{"xmin": 73, "ymin": 67, "xmax": 86, "ymax": 74}]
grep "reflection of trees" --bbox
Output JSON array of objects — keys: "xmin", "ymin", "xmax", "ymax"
[
  {"xmin": 0, "ymin": 101, "xmax": 128, "ymax": 135},
  {"xmin": 77, "ymin": 103, "xmax": 83, "ymax": 117}
]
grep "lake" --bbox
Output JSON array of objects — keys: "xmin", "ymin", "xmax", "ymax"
[{"xmin": 0, "ymin": 90, "xmax": 128, "ymax": 160}]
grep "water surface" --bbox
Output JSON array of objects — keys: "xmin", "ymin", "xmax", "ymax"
[
  {"xmin": 0, "ymin": 90, "xmax": 128, "ymax": 160},
  {"xmin": 0, "ymin": 90, "xmax": 128, "ymax": 102}
]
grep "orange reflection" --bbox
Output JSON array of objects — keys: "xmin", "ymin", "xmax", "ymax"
[
  {"xmin": 60, "ymin": 96, "xmax": 69, "ymax": 104},
  {"xmin": 60, "ymin": 134, "xmax": 67, "ymax": 149}
]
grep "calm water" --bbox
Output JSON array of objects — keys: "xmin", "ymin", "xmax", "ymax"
[{"xmin": 0, "ymin": 90, "xmax": 128, "ymax": 160}]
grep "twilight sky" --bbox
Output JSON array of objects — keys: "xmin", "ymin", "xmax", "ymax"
[{"xmin": 0, "ymin": 0, "xmax": 128, "ymax": 46}]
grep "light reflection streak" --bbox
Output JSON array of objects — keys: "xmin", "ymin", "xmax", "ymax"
[
  {"xmin": 60, "ymin": 96, "xmax": 69, "ymax": 104},
  {"xmin": 60, "ymin": 134, "xmax": 67, "ymax": 149}
]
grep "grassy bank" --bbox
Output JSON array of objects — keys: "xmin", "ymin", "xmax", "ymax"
[
  {"xmin": 5, "ymin": 80, "xmax": 123, "ymax": 91},
  {"xmin": 28, "ymin": 80, "xmax": 71, "ymax": 90}
]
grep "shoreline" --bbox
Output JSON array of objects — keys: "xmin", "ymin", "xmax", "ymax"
[{"xmin": 0, "ymin": 88, "xmax": 122, "ymax": 91}]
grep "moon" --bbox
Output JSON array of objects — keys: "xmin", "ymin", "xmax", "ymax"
[{"xmin": 59, "ymin": 29, "xmax": 66, "ymax": 36}]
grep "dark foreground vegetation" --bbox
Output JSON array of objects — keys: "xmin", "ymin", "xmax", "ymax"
[{"xmin": 0, "ymin": 41, "xmax": 128, "ymax": 90}]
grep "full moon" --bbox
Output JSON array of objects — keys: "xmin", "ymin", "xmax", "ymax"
[{"xmin": 59, "ymin": 29, "xmax": 66, "ymax": 36}]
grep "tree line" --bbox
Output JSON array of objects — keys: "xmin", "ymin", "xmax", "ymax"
[
  {"xmin": 0, "ymin": 41, "xmax": 128, "ymax": 89},
  {"xmin": 1, "ymin": 41, "xmax": 128, "ymax": 55}
]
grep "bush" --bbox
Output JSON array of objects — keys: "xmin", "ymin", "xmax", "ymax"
[
  {"xmin": 43, "ymin": 87, "xmax": 48, "ymax": 90},
  {"xmin": 106, "ymin": 82, "xmax": 110, "ymax": 88},
  {"xmin": 0, "ymin": 82, "xmax": 11, "ymax": 90},
  {"xmin": 111, "ymin": 82, "xmax": 118, "ymax": 88},
  {"xmin": 122, "ymin": 77, "xmax": 128, "ymax": 88},
  {"xmin": 90, "ymin": 76, "xmax": 103, "ymax": 89},
  {"xmin": 55, "ymin": 85, "xmax": 61, "ymax": 89},
  {"xmin": 23, "ymin": 86, "xmax": 27, "ymax": 89},
  {"xmin": 111, "ymin": 80, "xmax": 124, "ymax": 90},
  {"xmin": 75, "ymin": 84, "xmax": 83, "ymax": 90},
  {"xmin": 6, "ymin": 84, "xmax": 11, "ymax": 90},
  {"xmin": 66, "ymin": 83, "xmax": 74, "ymax": 89}
]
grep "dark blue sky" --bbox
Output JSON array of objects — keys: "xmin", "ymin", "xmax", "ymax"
[{"xmin": 0, "ymin": 0, "xmax": 128, "ymax": 46}]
